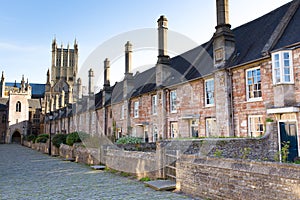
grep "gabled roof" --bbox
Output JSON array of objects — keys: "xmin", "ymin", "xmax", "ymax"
[
  {"xmin": 94, "ymin": 1, "xmax": 300, "ymax": 107},
  {"xmin": 229, "ymin": 1, "xmax": 292, "ymax": 66}
]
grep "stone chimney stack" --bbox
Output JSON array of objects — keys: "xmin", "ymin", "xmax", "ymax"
[
  {"xmin": 157, "ymin": 15, "xmax": 170, "ymax": 65},
  {"xmin": 104, "ymin": 58, "xmax": 110, "ymax": 89},
  {"xmin": 213, "ymin": 0, "xmax": 235, "ymax": 68},
  {"xmin": 125, "ymin": 41, "xmax": 133, "ymax": 75},
  {"xmin": 88, "ymin": 68, "xmax": 94, "ymax": 96},
  {"xmin": 213, "ymin": 0, "xmax": 235, "ymax": 137},
  {"xmin": 123, "ymin": 42, "xmax": 134, "ymax": 100},
  {"xmin": 217, "ymin": 0, "xmax": 229, "ymax": 26}
]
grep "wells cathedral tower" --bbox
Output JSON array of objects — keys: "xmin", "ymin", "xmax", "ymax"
[{"xmin": 44, "ymin": 38, "xmax": 78, "ymax": 113}]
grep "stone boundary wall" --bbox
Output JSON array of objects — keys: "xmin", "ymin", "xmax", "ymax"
[
  {"xmin": 59, "ymin": 144, "xmax": 74, "ymax": 159},
  {"xmin": 23, "ymin": 140, "xmax": 59, "ymax": 155},
  {"xmin": 176, "ymin": 155, "xmax": 300, "ymax": 200},
  {"xmin": 105, "ymin": 147, "xmax": 159, "ymax": 179},
  {"xmin": 116, "ymin": 142, "xmax": 156, "ymax": 152},
  {"xmin": 23, "ymin": 142, "xmax": 98, "ymax": 165},
  {"xmin": 59, "ymin": 144, "xmax": 100, "ymax": 165},
  {"xmin": 73, "ymin": 146, "xmax": 100, "ymax": 165},
  {"xmin": 159, "ymin": 123, "xmax": 277, "ymax": 161}
]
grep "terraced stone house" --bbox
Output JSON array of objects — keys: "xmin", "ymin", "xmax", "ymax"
[{"xmin": 45, "ymin": 0, "xmax": 300, "ymax": 161}]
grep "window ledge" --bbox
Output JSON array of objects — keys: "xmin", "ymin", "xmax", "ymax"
[
  {"xmin": 205, "ymin": 104, "xmax": 215, "ymax": 108},
  {"xmin": 273, "ymin": 82, "xmax": 294, "ymax": 86},
  {"xmin": 247, "ymin": 98, "xmax": 263, "ymax": 103}
]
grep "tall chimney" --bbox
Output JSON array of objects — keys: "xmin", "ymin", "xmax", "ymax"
[
  {"xmin": 157, "ymin": 15, "xmax": 170, "ymax": 65},
  {"xmin": 125, "ymin": 41, "xmax": 133, "ymax": 75},
  {"xmin": 216, "ymin": 0, "xmax": 229, "ymax": 26},
  {"xmin": 88, "ymin": 68, "xmax": 94, "ymax": 96},
  {"xmin": 213, "ymin": 0, "xmax": 235, "ymax": 68},
  {"xmin": 104, "ymin": 58, "xmax": 110, "ymax": 89},
  {"xmin": 213, "ymin": 0, "xmax": 235, "ymax": 137}
]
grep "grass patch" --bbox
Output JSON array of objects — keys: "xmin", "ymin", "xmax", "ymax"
[
  {"xmin": 120, "ymin": 172, "xmax": 131, "ymax": 177},
  {"xmin": 139, "ymin": 177, "xmax": 151, "ymax": 182}
]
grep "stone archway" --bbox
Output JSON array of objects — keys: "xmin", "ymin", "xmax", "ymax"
[{"xmin": 11, "ymin": 131, "xmax": 21, "ymax": 144}]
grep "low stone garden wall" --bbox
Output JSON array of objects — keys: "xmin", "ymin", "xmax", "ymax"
[
  {"xmin": 176, "ymin": 155, "xmax": 300, "ymax": 200},
  {"xmin": 116, "ymin": 142, "xmax": 156, "ymax": 152},
  {"xmin": 105, "ymin": 147, "xmax": 159, "ymax": 179},
  {"xmin": 23, "ymin": 140, "xmax": 59, "ymax": 155},
  {"xmin": 59, "ymin": 144, "xmax": 100, "ymax": 165},
  {"xmin": 159, "ymin": 122, "xmax": 278, "ymax": 161},
  {"xmin": 59, "ymin": 144, "xmax": 74, "ymax": 159}
]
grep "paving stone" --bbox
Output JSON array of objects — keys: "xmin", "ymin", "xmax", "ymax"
[
  {"xmin": 0, "ymin": 144, "xmax": 197, "ymax": 200},
  {"xmin": 145, "ymin": 180, "xmax": 176, "ymax": 191}
]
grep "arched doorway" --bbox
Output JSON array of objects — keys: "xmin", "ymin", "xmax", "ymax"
[{"xmin": 11, "ymin": 131, "xmax": 21, "ymax": 144}]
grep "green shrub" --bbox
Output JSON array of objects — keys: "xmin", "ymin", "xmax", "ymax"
[
  {"xmin": 52, "ymin": 134, "xmax": 67, "ymax": 148},
  {"xmin": 281, "ymin": 141, "xmax": 290, "ymax": 163},
  {"xmin": 116, "ymin": 136, "xmax": 142, "ymax": 144},
  {"xmin": 35, "ymin": 134, "xmax": 49, "ymax": 143},
  {"xmin": 66, "ymin": 132, "xmax": 82, "ymax": 146},
  {"xmin": 25, "ymin": 134, "xmax": 36, "ymax": 142}
]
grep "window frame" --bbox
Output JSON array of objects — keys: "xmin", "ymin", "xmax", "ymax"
[
  {"xmin": 134, "ymin": 101, "xmax": 139, "ymax": 118},
  {"xmin": 152, "ymin": 95, "xmax": 157, "ymax": 115},
  {"xmin": 272, "ymin": 51, "xmax": 294, "ymax": 85},
  {"xmin": 246, "ymin": 67, "xmax": 262, "ymax": 102},
  {"xmin": 248, "ymin": 115, "xmax": 264, "ymax": 138},
  {"xmin": 170, "ymin": 90, "xmax": 177, "ymax": 113},
  {"xmin": 170, "ymin": 122, "xmax": 178, "ymax": 138},
  {"xmin": 205, "ymin": 78, "xmax": 215, "ymax": 107},
  {"xmin": 16, "ymin": 101, "xmax": 21, "ymax": 112}
]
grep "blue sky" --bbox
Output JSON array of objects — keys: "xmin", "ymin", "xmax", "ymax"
[{"xmin": 0, "ymin": 0, "xmax": 291, "ymax": 85}]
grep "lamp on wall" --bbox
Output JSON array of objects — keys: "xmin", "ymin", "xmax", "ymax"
[{"xmin": 48, "ymin": 113, "xmax": 53, "ymax": 156}]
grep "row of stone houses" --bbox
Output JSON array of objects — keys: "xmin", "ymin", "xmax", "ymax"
[{"xmin": 43, "ymin": 0, "xmax": 300, "ymax": 161}]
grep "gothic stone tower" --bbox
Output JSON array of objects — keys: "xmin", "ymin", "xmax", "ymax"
[{"xmin": 44, "ymin": 38, "xmax": 78, "ymax": 113}]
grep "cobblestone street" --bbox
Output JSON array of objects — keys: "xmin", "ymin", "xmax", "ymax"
[{"xmin": 0, "ymin": 145, "xmax": 194, "ymax": 200}]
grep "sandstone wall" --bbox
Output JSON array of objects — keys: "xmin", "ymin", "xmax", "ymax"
[
  {"xmin": 177, "ymin": 155, "xmax": 300, "ymax": 200},
  {"xmin": 105, "ymin": 147, "xmax": 159, "ymax": 179}
]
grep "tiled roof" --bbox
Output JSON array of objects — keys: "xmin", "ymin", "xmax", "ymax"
[
  {"xmin": 5, "ymin": 82, "xmax": 45, "ymax": 98},
  {"xmin": 229, "ymin": 1, "xmax": 291, "ymax": 66},
  {"xmin": 95, "ymin": 1, "xmax": 299, "ymax": 107},
  {"xmin": 28, "ymin": 99, "xmax": 41, "ymax": 109}
]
